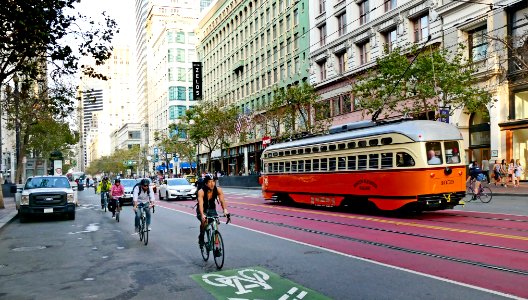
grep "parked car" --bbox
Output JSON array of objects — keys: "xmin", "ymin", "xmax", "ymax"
[
  {"xmin": 159, "ymin": 178, "xmax": 197, "ymax": 200},
  {"xmin": 12, "ymin": 175, "xmax": 78, "ymax": 222},
  {"xmin": 119, "ymin": 179, "xmax": 137, "ymax": 205},
  {"xmin": 136, "ymin": 178, "xmax": 157, "ymax": 193}
]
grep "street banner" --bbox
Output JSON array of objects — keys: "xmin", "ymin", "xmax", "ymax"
[{"xmin": 192, "ymin": 62, "xmax": 203, "ymax": 100}]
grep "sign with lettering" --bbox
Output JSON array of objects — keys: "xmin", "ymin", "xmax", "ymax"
[{"xmin": 192, "ymin": 62, "xmax": 203, "ymax": 100}]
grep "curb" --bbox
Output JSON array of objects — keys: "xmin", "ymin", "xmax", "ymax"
[{"xmin": 0, "ymin": 210, "xmax": 18, "ymax": 230}]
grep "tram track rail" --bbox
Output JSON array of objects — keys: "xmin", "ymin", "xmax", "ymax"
[{"xmin": 165, "ymin": 201, "xmax": 528, "ymax": 277}]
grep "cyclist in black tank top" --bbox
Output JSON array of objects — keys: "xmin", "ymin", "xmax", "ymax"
[{"xmin": 196, "ymin": 175, "xmax": 229, "ymax": 246}]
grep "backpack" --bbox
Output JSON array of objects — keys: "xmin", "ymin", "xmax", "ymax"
[
  {"xmin": 195, "ymin": 177, "xmax": 205, "ymax": 196},
  {"xmin": 133, "ymin": 183, "xmax": 151, "ymax": 196}
]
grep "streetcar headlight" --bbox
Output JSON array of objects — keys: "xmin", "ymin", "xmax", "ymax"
[{"xmin": 21, "ymin": 195, "xmax": 29, "ymax": 205}]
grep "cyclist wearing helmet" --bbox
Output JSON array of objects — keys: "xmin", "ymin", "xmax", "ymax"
[
  {"xmin": 97, "ymin": 176, "xmax": 111, "ymax": 209},
  {"xmin": 109, "ymin": 179, "xmax": 124, "ymax": 218},
  {"xmin": 133, "ymin": 179, "xmax": 155, "ymax": 231}
]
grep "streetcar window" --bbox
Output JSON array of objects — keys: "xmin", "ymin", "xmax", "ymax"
[
  {"xmin": 445, "ymin": 141, "xmax": 461, "ymax": 164},
  {"xmin": 369, "ymin": 139, "xmax": 379, "ymax": 146},
  {"xmin": 348, "ymin": 142, "xmax": 356, "ymax": 149},
  {"xmin": 305, "ymin": 160, "xmax": 311, "ymax": 171},
  {"xmin": 285, "ymin": 150, "xmax": 291, "ymax": 156},
  {"xmin": 426, "ymin": 142, "xmax": 443, "ymax": 165},
  {"xmin": 285, "ymin": 162, "xmax": 291, "ymax": 172},
  {"xmin": 358, "ymin": 141, "xmax": 367, "ymax": 148},
  {"xmin": 298, "ymin": 160, "xmax": 304, "ymax": 172},
  {"xmin": 338, "ymin": 157, "xmax": 347, "ymax": 170},
  {"xmin": 320, "ymin": 145, "xmax": 328, "ymax": 152},
  {"xmin": 312, "ymin": 147, "xmax": 319, "ymax": 153},
  {"xmin": 298, "ymin": 149, "xmax": 304, "ymax": 154},
  {"xmin": 329, "ymin": 158, "xmax": 337, "ymax": 171},
  {"xmin": 358, "ymin": 155, "xmax": 368, "ymax": 169},
  {"xmin": 381, "ymin": 153, "xmax": 393, "ymax": 168},
  {"xmin": 273, "ymin": 162, "xmax": 278, "ymax": 172},
  {"xmin": 279, "ymin": 162, "xmax": 285, "ymax": 172},
  {"xmin": 278, "ymin": 151, "xmax": 284, "ymax": 157},
  {"xmin": 347, "ymin": 156, "xmax": 356, "ymax": 170},
  {"xmin": 381, "ymin": 137, "xmax": 393, "ymax": 145},
  {"xmin": 396, "ymin": 152, "xmax": 415, "ymax": 167},
  {"xmin": 291, "ymin": 161, "xmax": 297, "ymax": 172},
  {"xmin": 320, "ymin": 158, "xmax": 328, "ymax": 171},
  {"xmin": 369, "ymin": 154, "xmax": 379, "ymax": 169},
  {"xmin": 338, "ymin": 143, "xmax": 346, "ymax": 150},
  {"xmin": 264, "ymin": 163, "xmax": 268, "ymax": 172},
  {"xmin": 305, "ymin": 148, "xmax": 311, "ymax": 154},
  {"xmin": 291, "ymin": 149, "xmax": 297, "ymax": 155},
  {"xmin": 313, "ymin": 159, "xmax": 320, "ymax": 171},
  {"xmin": 272, "ymin": 152, "xmax": 278, "ymax": 157},
  {"xmin": 329, "ymin": 144, "xmax": 336, "ymax": 151}
]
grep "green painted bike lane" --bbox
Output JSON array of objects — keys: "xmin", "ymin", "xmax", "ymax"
[{"xmin": 191, "ymin": 266, "xmax": 331, "ymax": 299}]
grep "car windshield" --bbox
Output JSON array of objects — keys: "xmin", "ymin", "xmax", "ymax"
[
  {"xmin": 25, "ymin": 177, "xmax": 71, "ymax": 189},
  {"xmin": 120, "ymin": 179, "xmax": 136, "ymax": 187},
  {"xmin": 136, "ymin": 178, "xmax": 152, "ymax": 184},
  {"xmin": 167, "ymin": 178, "xmax": 190, "ymax": 186}
]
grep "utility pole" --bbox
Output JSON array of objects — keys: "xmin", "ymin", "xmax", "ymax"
[
  {"xmin": 77, "ymin": 91, "xmax": 84, "ymax": 173},
  {"xmin": 14, "ymin": 76, "xmax": 21, "ymax": 183}
]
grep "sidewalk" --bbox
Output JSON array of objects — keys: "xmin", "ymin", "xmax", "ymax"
[
  {"xmin": 0, "ymin": 197, "xmax": 17, "ymax": 230},
  {"xmin": 484, "ymin": 180, "xmax": 528, "ymax": 196}
]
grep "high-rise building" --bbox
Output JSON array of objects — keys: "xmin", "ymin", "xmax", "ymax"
[
  {"xmin": 196, "ymin": 0, "xmax": 311, "ymax": 174},
  {"xmin": 135, "ymin": 0, "xmax": 150, "ymax": 146}
]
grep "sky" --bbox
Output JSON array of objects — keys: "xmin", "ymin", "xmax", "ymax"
[{"xmin": 75, "ymin": 0, "xmax": 135, "ymax": 47}]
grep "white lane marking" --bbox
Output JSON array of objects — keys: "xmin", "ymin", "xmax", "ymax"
[{"xmin": 159, "ymin": 204, "xmax": 524, "ymax": 300}]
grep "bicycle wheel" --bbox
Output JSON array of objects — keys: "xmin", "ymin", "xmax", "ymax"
[
  {"xmin": 201, "ymin": 229, "xmax": 210, "ymax": 261},
  {"xmin": 143, "ymin": 218, "xmax": 149, "ymax": 246},
  {"xmin": 115, "ymin": 209, "xmax": 120, "ymax": 222},
  {"xmin": 478, "ymin": 186, "xmax": 493, "ymax": 203},
  {"xmin": 139, "ymin": 217, "xmax": 145, "ymax": 242},
  {"xmin": 104, "ymin": 195, "xmax": 107, "ymax": 212},
  {"xmin": 213, "ymin": 231, "xmax": 225, "ymax": 269},
  {"xmin": 465, "ymin": 184, "xmax": 474, "ymax": 201}
]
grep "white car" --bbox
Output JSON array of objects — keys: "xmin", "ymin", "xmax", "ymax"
[
  {"xmin": 119, "ymin": 179, "xmax": 137, "ymax": 205},
  {"xmin": 13, "ymin": 176, "xmax": 78, "ymax": 222},
  {"xmin": 159, "ymin": 178, "xmax": 197, "ymax": 200}
]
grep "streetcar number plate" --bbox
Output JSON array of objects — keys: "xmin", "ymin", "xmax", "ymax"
[{"xmin": 44, "ymin": 208, "xmax": 53, "ymax": 213}]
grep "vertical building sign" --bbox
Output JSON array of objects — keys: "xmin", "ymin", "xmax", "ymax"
[{"xmin": 192, "ymin": 62, "xmax": 203, "ymax": 100}]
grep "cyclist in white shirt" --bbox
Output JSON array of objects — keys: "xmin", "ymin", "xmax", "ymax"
[{"xmin": 133, "ymin": 179, "xmax": 155, "ymax": 231}]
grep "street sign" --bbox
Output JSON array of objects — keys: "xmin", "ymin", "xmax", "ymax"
[
  {"xmin": 174, "ymin": 157, "xmax": 178, "ymax": 162},
  {"xmin": 154, "ymin": 147, "xmax": 159, "ymax": 154}
]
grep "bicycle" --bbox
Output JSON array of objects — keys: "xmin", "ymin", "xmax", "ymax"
[
  {"xmin": 101, "ymin": 192, "xmax": 109, "ymax": 212},
  {"xmin": 200, "ymin": 213, "xmax": 231, "ymax": 269},
  {"xmin": 137, "ymin": 202, "xmax": 154, "ymax": 246},
  {"xmin": 466, "ymin": 178, "xmax": 493, "ymax": 203},
  {"xmin": 111, "ymin": 197, "xmax": 122, "ymax": 222}
]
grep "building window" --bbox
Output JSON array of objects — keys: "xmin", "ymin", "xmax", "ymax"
[
  {"xmin": 169, "ymin": 86, "xmax": 178, "ymax": 101},
  {"xmin": 168, "ymin": 67, "xmax": 174, "ymax": 81},
  {"xmin": 359, "ymin": 1, "xmax": 369, "ymax": 25},
  {"xmin": 358, "ymin": 42, "xmax": 369, "ymax": 65},
  {"xmin": 168, "ymin": 49, "xmax": 174, "ymax": 62},
  {"xmin": 319, "ymin": 0, "xmax": 326, "ymax": 14},
  {"xmin": 294, "ymin": 9, "xmax": 298, "ymax": 26},
  {"xmin": 176, "ymin": 31, "xmax": 185, "ymax": 43},
  {"xmin": 384, "ymin": 0, "xmax": 396, "ymax": 11},
  {"xmin": 337, "ymin": 13, "xmax": 347, "ymax": 36},
  {"xmin": 469, "ymin": 26, "xmax": 488, "ymax": 62},
  {"xmin": 189, "ymin": 90, "xmax": 194, "ymax": 101},
  {"xmin": 177, "ymin": 86, "xmax": 186, "ymax": 100},
  {"xmin": 385, "ymin": 28, "xmax": 397, "ymax": 52},
  {"xmin": 319, "ymin": 24, "xmax": 327, "ymax": 46},
  {"xmin": 318, "ymin": 60, "xmax": 327, "ymax": 80},
  {"xmin": 176, "ymin": 49, "xmax": 185, "ymax": 62},
  {"xmin": 413, "ymin": 15, "xmax": 429, "ymax": 42},
  {"xmin": 177, "ymin": 68, "xmax": 186, "ymax": 81},
  {"xmin": 169, "ymin": 106, "xmax": 177, "ymax": 120},
  {"xmin": 337, "ymin": 51, "xmax": 347, "ymax": 74},
  {"xmin": 515, "ymin": 91, "xmax": 528, "ymax": 120}
]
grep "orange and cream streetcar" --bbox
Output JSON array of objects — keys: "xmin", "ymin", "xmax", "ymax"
[{"xmin": 260, "ymin": 119, "xmax": 466, "ymax": 212}]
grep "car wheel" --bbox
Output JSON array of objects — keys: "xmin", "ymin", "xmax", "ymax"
[
  {"xmin": 159, "ymin": 191, "xmax": 163, "ymax": 200},
  {"xmin": 68, "ymin": 211, "xmax": 75, "ymax": 220},
  {"xmin": 18, "ymin": 212, "xmax": 27, "ymax": 223}
]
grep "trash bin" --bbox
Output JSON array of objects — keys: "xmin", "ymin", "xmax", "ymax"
[{"xmin": 1, "ymin": 183, "xmax": 16, "ymax": 197}]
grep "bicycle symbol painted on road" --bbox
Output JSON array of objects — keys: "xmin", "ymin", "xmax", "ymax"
[
  {"xmin": 192, "ymin": 266, "xmax": 331, "ymax": 300},
  {"xmin": 202, "ymin": 268, "xmax": 272, "ymax": 295}
]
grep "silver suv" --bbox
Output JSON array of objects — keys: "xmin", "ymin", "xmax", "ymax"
[{"xmin": 13, "ymin": 176, "xmax": 77, "ymax": 222}]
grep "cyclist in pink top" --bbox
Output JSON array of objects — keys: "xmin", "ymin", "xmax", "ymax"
[{"xmin": 109, "ymin": 179, "xmax": 125, "ymax": 218}]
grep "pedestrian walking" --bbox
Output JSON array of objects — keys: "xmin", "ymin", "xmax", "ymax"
[{"xmin": 481, "ymin": 157, "xmax": 490, "ymax": 183}]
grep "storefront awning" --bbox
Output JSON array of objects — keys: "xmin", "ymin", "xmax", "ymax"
[
  {"xmin": 498, "ymin": 119, "xmax": 528, "ymax": 130},
  {"xmin": 180, "ymin": 162, "xmax": 197, "ymax": 168}
]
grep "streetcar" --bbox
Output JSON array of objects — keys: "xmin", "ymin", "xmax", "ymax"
[{"xmin": 259, "ymin": 119, "xmax": 466, "ymax": 211}]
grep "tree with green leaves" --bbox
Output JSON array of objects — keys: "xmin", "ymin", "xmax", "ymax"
[
  {"xmin": 352, "ymin": 45, "xmax": 493, "ymax": 121},
  {"xmin": 255, "ymin": 82, "xmax": 330, "ymax": 142},
  {"xmin": 180, "ymin": 104, "xmax": 238, "ymax": 173}
]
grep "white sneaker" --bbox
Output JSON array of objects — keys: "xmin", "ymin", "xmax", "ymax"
[{"xmin": 148, "ymin": 227, "xmax": 152, "ymax": 231}]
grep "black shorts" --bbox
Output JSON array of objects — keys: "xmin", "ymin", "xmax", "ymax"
[{"xmin": 196, "ymin": 208, "xmax": 218, "ymax": 221}]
